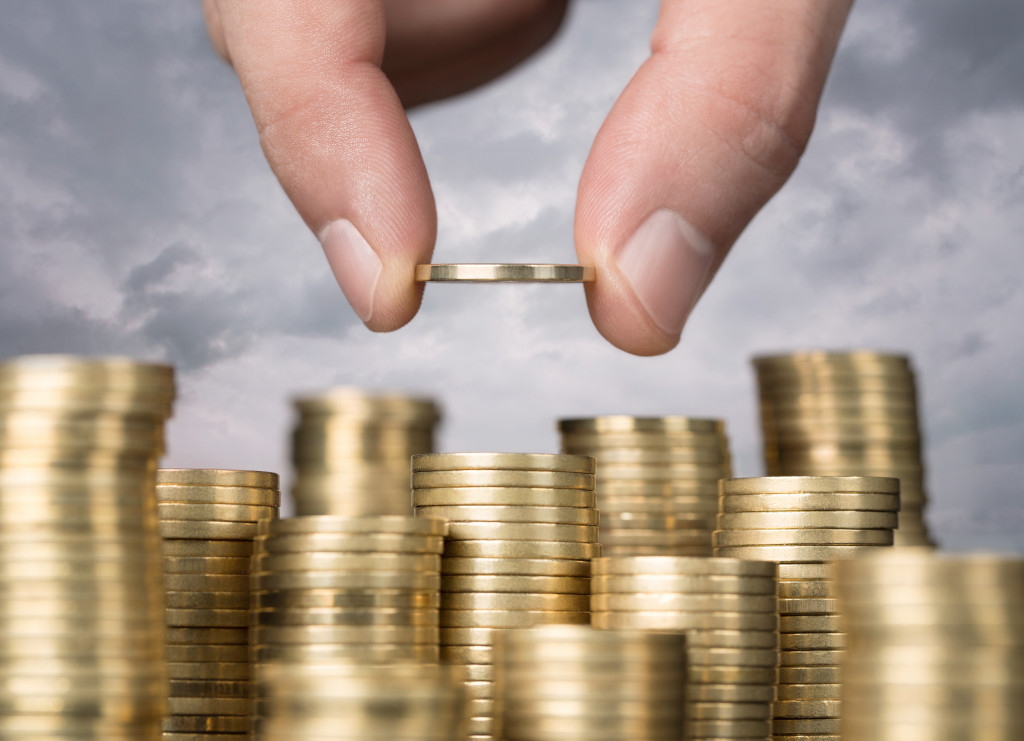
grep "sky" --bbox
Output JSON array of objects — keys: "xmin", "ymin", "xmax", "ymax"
[{"xmin": 1, "ymin": 1, "xmax": 1022, "ymax": 551}]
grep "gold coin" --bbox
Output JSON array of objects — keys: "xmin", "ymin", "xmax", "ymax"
[
  {"xmin": 163, "ymin": 714, "xmax": 249, "ymax": 733},
  {"xmin": 463, "ymin": 664, "xmax": 495, "ymax": 682},
  {"xmin": 780, "ymin": 632, "xmax": 846, "ymax": 650},
  {"xmin": 254, "ymin": 589, "xmax": 438, "ymax": 610},
  {"xmin": 713, "ymin": 528, "xmax": 894, "ymax": 547},
  {"xmin": 442, "ymin": 574, "xmax": 589, "ymax": 594},
  {"xmin": 442, "ymin": 557, "xmax": 591, "ymax": 577},
  {"xmin": 166, "ymin": 662, "xmax": 250, "ymax": 681},
  {"xmin": 598, "ymin": 530, "xmax": 710, "ymax": 547},
  {"xmin": 773, "ymin": 698, "xmax": 842, "ymax": 718},
  {"xmin": 156, "ymin": 484, "xmax": 280, "ymax": 506},
  {"xmin": 156, "ymin": 502, "xmax": 278, "ymax": 523},
  {"xmin": 167, "ymin": 678, "xmax": 250, "ymax": 698},
  {"xmin": 780, "ymin": 615, "xmax": 844, "ymax": 633},
  {"xmin": 158, "ymin": 520, "xmax": 260, "ymax": 540},
  {"xmin": 254, "ymin": 607, "xmax": 437, "ymax": 627},
  {"xmin": 253, "ymin": 571, "xmax": 440, "ymax": 591},
  {"xmin": 685, "ymin": 629, "xmax": 779, "ymax": 650},
  {"xmin": 713, "ymin": 544, "xmax": 887, "ymax": 561},
  {"xmin": 157, "ymin": 468, "xmax": 278, "ymax": 488},
  {"xmin": 563, "ymin": 432, "xmax": 726, "ymax": 451},
  {"xmin": 163, "ymin": 556, "xmax": 251, "ymax": 574},
  {"xmin": 265, "ymin": 514, "xmax": 448, "ymax": 537},
  {"xmin": 443, "ymin": 540, "xmax": 600, "ymax": 560},
  {"xmin": 413, "ymin": 505, "xmax": 598, "ymax": 525},
  {"xmin": 717, "ymin": 511, "xmax": 898, "ymax": 530},
  {"xmin": 441, "ymin": 644, "xmax": 494, "ymax": 664},
  {"xmin": 592, "ymin": 556, "xmax": 775, "ymax": 578},
  {"xmin": 690, "ymin": 719, "xmax": 772, "ymax": 737},
  {"xmin": 688, "ymin": 647, "xmax": 779, "ymax": 667},
  {"xmin": 778, "ymin": 649, "xmax": 844, "ymax": 667},
  {"xmin": 591, "ymin": 593, "xmax": 776, "ymax": 613},
  {"xmin": 772, "ymin": 717, "xmax": 841, "ymax": 734},
  {"xmin": 165, "ymin": 644, "xmax": 250, "ymax": 663},
  {"xmin": 164, "ymin": 573, "xmax": 249, "ymax": 592},
  {"xmin": 775, "ymin": 682, "xmax": 841, "ymax": 700},
  {"xmin": 252, "ymin": 624, "xmax": 438, "ymax": 644},
  {"xmin": 444, "ymin": 522, "xmax": 598, "ymax": 542},
  {"xmin": 165, "ymin": 590, "xmax": 250, "ymax": 610},
  {"xmin": 413, "ymin": 470, "xmax": 594, "ymax": 490},
  {"xmin": 721, "ymin": 476, "xmax": 900, "ymax": 495},
  {"xmin": 167, "ymin": 696, "xmax": 249, "ymax": 715},
  {"xmin": 597, "ymin": 480, "xmax": 719, "ymax": 496},
  {"xmin": 777, "ymin": 597, "xmax": 840, "ymax": 615},
  {"xmin": 594, "ymin": 465, "xmax": 724, "ymax": 483},
  {"xmin": 688, "ymin": 700, "xmax": 773, "ymax": 720},
  {"xmin": 161, "ymin": 539, "xmax": 254, "ymax": 558},
  {"xmin": 689, "ymin": 684, "xmax": 776, "ymax": 703},
  {"xmin": 688, "ymin": 665, "xmax": 778, "ymax": 685},
  {"xmin": 592, "ymin": 573, "xmax": 776, "ymax": 595},
  {"xmin": 412, "ymin": 453, "xmax": 594, "ymax": 473},
  {"xmin": 592, "ymin": 611, "xmax": 777, "ymax": 632},
  {"xmin": 777, "ymin": 665, "xmax": 841, "ymax": 684},
  {"xmin": 442, "ymin": 593, "xmax": 589, "ymax": 611},
  {"xmin": 778, "ymin": 579, "xmax": 831, "ymax": 598},
  {"xmin": 166, "ymin": 627, "xmax": 248, "ymax": 645},
  {"xmin": 414, "ymin": 263, "xmax": 595, "ymax": 282},
  {"xmin": 439, "ymin": 610, "xmax": 588, "ymax": 628},
  {"xmin": 777, "ymin": 562, "xmax": 832, "ymax": 580},
  {"xmin": 414, "ymin": 487, "xmax": 596, "ymax": 508},
  {"xmin": 252, "ymin": 642, "xmax": 437, "ymax": 664},
  {"xmin": 255, "ymin": 532, "xmax": 444, "ymax": 554},
  {"xmin": 559, "ymin": 416, "xmax": 724, "ymax": 435},
  {"xmin": 439, "ymin": 627, "xmax": 500, "ymax": 646},
  {"xmin": 166, "ymin": 608, "xmax": 249, "ymax": 628},
  {"xmin": 252, "ymin": 552, "xmax": 439, "ymax": 574}
]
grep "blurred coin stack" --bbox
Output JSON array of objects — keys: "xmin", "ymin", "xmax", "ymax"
[
  {"xmin": 0, "ymin": 355, "xmax": 174, "ymax": 741},
  {"xmin": 495, "ymin": 625, "xmax": 688, "ymax": 741},
  {"xmin": 714, "ymin": 476, "xmax": 899, "ymax": 740},
  {"xmin": 291, "ymin": 389, "xmax": 441, "ymax": 516},
  {"xmin": 559, "ymin": 416, "xmax": 731, "ymax": 555},
  {"xmin": 412, "ymin": 453, "xmax": 600, "ymax": 741},
  {"xmin": 833, "ymin": 550, "xmax": 1024, "ymax": 740},
  {"xmin": 591, "ymin": 556, "xmax": 779, "ymax": 741},
  {"xmin": 255, "ymin": 662, "xmax": 468, "ymax": 741},
  {"xmin": 156, "ymin": 468, "xmax": 280, "ymax": 740},
  {"xmin": 754, "ymin": 351, "xmax": 933, "ymax": 546},
  {"xmin": 250, "ymin": 514, "xmax": 447, "ymax": 724}
]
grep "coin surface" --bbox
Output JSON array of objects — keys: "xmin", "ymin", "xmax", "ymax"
[
  {"xmin": 414, "ymin": 263, "xmax": 595, "ymax": 282},
  {"xmin": 413, "ymin": 487, "xmax": 596, "ymax": 508}
]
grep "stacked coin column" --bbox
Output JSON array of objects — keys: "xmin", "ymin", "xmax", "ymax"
[
  {"xmin": 249, "ymin": 514, "xmax": 447, "ymax": 731},
  {"xmin": 412, "ymin": 453, "xmax": 600, "ymax": 741},
  {"xmin": 0, "ymin": 355, "xmax": 174, "ymax": 741},
  {"xmin": 155, "ymin": 468, "xmax": 280, "ymax": 740},
  {"xmin": 591, "ymin": 556, "xmax": 779, "ymax": 741},
  {"xmin": 754, "ymin": 351, "xmax": 933, "ymax": 546},
  {"xmin": 713, "ymin": 476, "xmax": 899, "ymax": 741},
  {"xmin": 559, "ymin": 416, "xmax": 731, "ymax": 555},
  {"xmin": 290, "ymin": 389, "xmax": 440, "ymax": 516},
  {"xmin": 255, "ymin": 663, "xmax": 468, "ymax": 741},
  {"xmin": 833, "ymin": 550, "xmax": 1024, "ymax": 740},
  {"xmin": 495, "ymin": 625, "xmax": 688, "ymax": 741}
]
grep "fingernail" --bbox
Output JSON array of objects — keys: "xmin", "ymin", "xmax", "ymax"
[
  {"xmin": 614, "ymin": 208, "xmax": 716, "ymax": 336},
  {"xmin": 319, "ymin": 219, "xmax": 382, "ymax": 323}
]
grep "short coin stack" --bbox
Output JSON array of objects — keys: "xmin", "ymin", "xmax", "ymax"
[
  {"xmin": 0, "ymin": 355, "xmax": 174, "ymax": 741},
  {"xmin": 290, "ymin": 389, "xmax": 441, "ymax": 516},
  {"xmin": 590, "ymin": 556, "xmax": 779, "ymax": 741},
  {"xmin": 754, "ymin": 351, "xmax": 933, "ymax": 546},
  {"xmin": 714, "ymin": 476, "xmax": 899, "ymax": 740},
  {"xmin": 250, "ymin": 514, "xmax": 447, "ymax": 720},
  {"xmin": 833, "ymin": 550, "xmax": 1024, "ymax": 740},
  {"xmin": 495, "ymin": 625, "xmax": 688, "ymax": 741},
  {"xmin": 412, "ymin": 453, "xmax": 600, "ymax": 741},
  {"xmin": 559, "ymin": 416, "xmax": 731, "ymax": 555},
  {"xmin": 156, "ymin": 468, "xmax": 280, "ymax": 740},
  {"xmin": 254, "ymin": 662, "xmax": 468, "ymax": 741}
]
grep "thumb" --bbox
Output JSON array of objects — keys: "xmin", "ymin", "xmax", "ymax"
[{"xmin": 576, "ymin": 0, "xmax": 852, "ymax": 355}]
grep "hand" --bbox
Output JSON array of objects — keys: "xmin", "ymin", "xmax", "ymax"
[{"xmin": 204, "ymin": 0, "xmax": 853, "ymax": 355}]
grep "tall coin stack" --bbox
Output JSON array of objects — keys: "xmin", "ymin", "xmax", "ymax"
[
  {"xmin": 254, "ymin": 662, "xmax": 468, "ymax": 741},
  {"xmin": 0, "ymin": 355, "xmax": 174, "ymax": 741},
  {"xmin": 753, "ymin": 351, "xmax": 933, "ymax": 546},
  {"xmin": 156, "ymin": 468, "xmax": 280, "ymax": 740},
  {"xmin": 290, "ymin": 389, "xmax": 441, "ymax": 516},
  {"xmin": 714, "ymin": 476, "xmax": 899, "ymax": 740},
  {"xmin": 249, "ymin": 514, "xmax": 447, "ymax": 725},
  {"xmin": 412, "ymin": 453, "xmax": 600, "ymax": 741},
  {"xmin": 559, "ymin": 416, "xmax": 731, "ymax": 555},
  {"xmin": 833, "ymin": 550, "xmax": 1024, "ymax": 740},
  {"xmin": 495, "ymin": 625, "xmax": 689, "ymax": 741},
  {"xmin": 591, "ymin": 556, "xmax": 779, "ymax": 741}
]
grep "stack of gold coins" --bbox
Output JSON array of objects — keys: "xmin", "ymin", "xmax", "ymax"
[
  {"xmin": 754, "ymin": 351, "xmax": 933, "ymax": 546},
  {"xmin": 290, "ymin": 389, "xmax": 440, "ymax": 516},
  {"xmin": 250, "ymin": 514, "xmax": 447, "ymax": 724},
  {"xmin": 590, "ymin": 556, "xmax": 778, "ymax": 741},
  {"xmin": 833, "ymin": 550, "xmax": 1024, "ymax": 740},
  {"xmin": 156, "ymin": 468, "xmax": 280, "ymax": 740},
  {"xmin": 714, "ymin": 476, "xmax": 899, "ymax": 740},
  {"xmin": 254, "ymin": 662, "xmax": 468, "ymax": 740},
  {"xmin": 412, "ymin": 453, "xmax": 600, "ymax": 741},
  {"xmin": 558, "ymin": 417, "xmax": 731, "ymax": 555},
  {"xmin": 495, "ymin": 625, "xmax": 688, "ymax": 741},
  {"xmin": 0, "ymin": 355, "xmax": 174, "ymax": 741}
]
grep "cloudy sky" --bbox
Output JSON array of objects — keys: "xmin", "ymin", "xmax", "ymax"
[{"xmin": 1, "ymin": 2, "xmax": 1022, "ymax": 551}]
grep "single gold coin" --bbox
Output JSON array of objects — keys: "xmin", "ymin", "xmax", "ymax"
[
  {"xmin": 777, "ymin": 562, "xmax": 832, "ymax": 580},
  {"xmin": 445, "ymin": 521, "xmax": 598, "ymax": 542},
  {"xmin": 439, "ymin": 609, "xmax": 588, "ymax": 628},
  {"xmin": 592, "ymin": 573, "xmax": 776, "ymax": 595},
  {"xmin": 717, "ymin": 511, "xmax": 898, "ymax": 530},
  {"xmin": 441, "ymin": 574, "xmax": 590, "ymax": 594},
  {"xmin": 413, "ymin": 470, "xmax": 594, "ymax": 490},
  {"xmin": 163, "ymin": 573, "xmax": 249, "ymax": 592},
  {"xmin": 252, "ymin": 624, "xmax": 439, "ymax": 644},
  {"xmin": 162, "ymin": 555, "xmax": 251, "ymax": 574},
  {"xmin": 689, "ymin": 684, "xmax": 776, "ymax": 703},
  {"xmin": 690, "ymin": 719, "xmax": 772, "ymax": 737},
  {"xmin": 776, "ymin": 665, "xmax": 841, "ymax": 684},
  {"xmin": 443, "ymin": 540, "xmax": 600, "ymax": 560},
  {"xmin": 158, "ymin": 520, "xmax": 260, "ymax": 540},
  {"xmin": 254, "ymin": 606, "xmax": 437, "ymax": 628},
  {"xmin": 166, "ymin": 608, "xmax": 250, "ymax": 628},
  {"xmin": 591, "ymin": 610, "xmax": 777, "ymax": 632},
  {"xmin": 713, "ymin": 528, "xmax": 894, "ymax": 547},
  {"xmin": 442, "ymin": 592, "xmax": 589, "ymax": 611},
  {"xmin": 157, "ymin": 468, "xmax": 278, "ymax": 488},
  {"xmin": 688, "ymin": 665, "xmax": 778, "ymax": 686},
  {"xmin": 165, "ymin": 590, "xmax": 250, "ymax": 610},
  {"xmin": 414, "ymin": 504, "xmax": 598, "ymax": 525},
  {"xmin": 688, "ymin": 700, "xmax": 774, "ymax": 720},
  {"xmin": 559, "ymin": 416, "xmax": 724, "ymax": 435},
  {"xmin": 777, "ymin": 579, "xmax": 831, "ymax": 598},
  {"xmin": 779, "ymin": 649, "xmax": 844, "ymax": 667},
  {"xmin": 252, "ymin": 571, "xmax": 440, "ymax": 591},
  {"xmin": 592, "ymin": 556, "xmax": 775, "ymax": 578},
  {"xmin": 414, "ymin": 487, "xmax": 596, "ymax": 508},
  {"xmin": 254, "ymin": 589, "xmax": 438, "ymax": 610},
  {"xmin": 265, "ymin": 514, "xmax": 447, "ymax": 537},
  {"xmin": 771, "ymin": 717, "xmax": 841, "ymax": 734},
  {"xmin": 166, "ymin": 661, "xmax": 250, "ymax": 681},
  {"xmin": 166, "ymin": 627, "xmax": 248, "ymax": 645},
  {"xmin": 167, "ymin": 678, "xmax": 250, "ymax": 698},
  {"xmin": 713, "ymin": 544, "xmax": 887, "ymax": 561},
  {"xmin": 252, "ymin": 552, "xmax": 439, "ymax": 574},
  {"xmin": 161, "ymin": 539, "xmax": 255, "ymax": 558},
  {"xmin": 777, "ymin": 597, "xmax": 840, "ymax": 615},
  {"xmin": 163, "ymin": 714, "xmax": 250, "ymax": 733},
  {"xmin": 165, "ymin": 644, "xmax": 250, "ymax": 663},
  {"xmin": 587, "ymin": 446, "xmax": 729, "ymax": 464},
  {"xmin": 414, "ymin": 263, "xmax": 595, "ymax": 282},
  {"xmin": 462, "ymin": 664, "xmax": 496, "ymax": 682},
  {"xmin": 780, "ymin": 632, "xmax": 846, "ymax": 650},
  {"xmin": 251, "ymin": 642, "xmax": 438, "ymax": 664},
  {"xmin": 412, "ymin": 453, "xmax": 594, "ymax": 473},
  {"xmin": 167, "ymin": 696, "xmax": 249, "ymax": 716},
  {"xmin": 688, "ymin": 646, "xmax": 779, "ymax": 667},
  {"xmin": 779, "ymin": 614, "xmax": 844, "ymax": 633},
  {"xmin": 775, "ymin": 682, "xmax": 842, "ymax": 700},
  {"xmin": 156, "ymin": 484, "xmax": 280, "ymax": 506},
  {"xmin": 773, "ymin": 698, "xmax": 842, "ymax": 718},
  {"xmin": 441, "ymin": 644, "xmax": 494, "ymax": 664},
  {"xmin": 156, "ymin": 501, "xmax": 278, "ymax": 523},
  {"xmin": 442, "ymin": 557, "xmax": 591, "ymax": 577},
  {"xmin": 720, "ymin": 476, "xmax": 900, "ymax": 495},
  {"xmin": 685, "ymin": 629, "xmax": 779, "ymax": 650},
  {"xmin": 439, "ymin": 627, "xmax": 501, "ymax": 646},
  {"xmin": 591, "ymin": 593, "xmax": 776, "ymax": 613},
  {"xmin": 598, "ymin": 530, "xmax": 710, "ymax": 547},
  {"xmin": 255, "ymin": 531, "xmax": 444, "ymax": 554}
]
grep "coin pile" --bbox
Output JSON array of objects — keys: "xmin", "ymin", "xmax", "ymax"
[
  {"xmin": 250, "ymin": 513, "xmax": 447, "ymax": 727},
  {"xmin": 254, "ymin": 662, "xmax": 468, "ymax": 740},
  {"xmin": 290, "ymin": 389, "xmax": 441, "ymax": 516},
  {"xmin": 495, "ymin": 625, "xmax": 688, "ymax": 740},
  {"xmin": 156, "ymin": 468, "xmax": 280, "ymax": 740},
  {"xmin": 590, "ymin": 556, "xmax": 778, "ymax": 740},
  {"xmin": 754, "ymin": 351, "xmax": 933, "ymax": 546},
  {"xmin": 714, "ymin": 475, "xmax": 899, "ymax": 740},
  {"xmin": 833, "ymin": 550, "xmax": 1024, "ymax": 740},
  {"xmin": 412, "ymin": 453, "xmax": 600, "ymax": 741},
  {"xmin": 559, "ymin": 417, "xmax": 732, "ymax": 556},
  {"xmin": 0, "ymin": 355, "xmax": 174, "ymax": 741}
]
